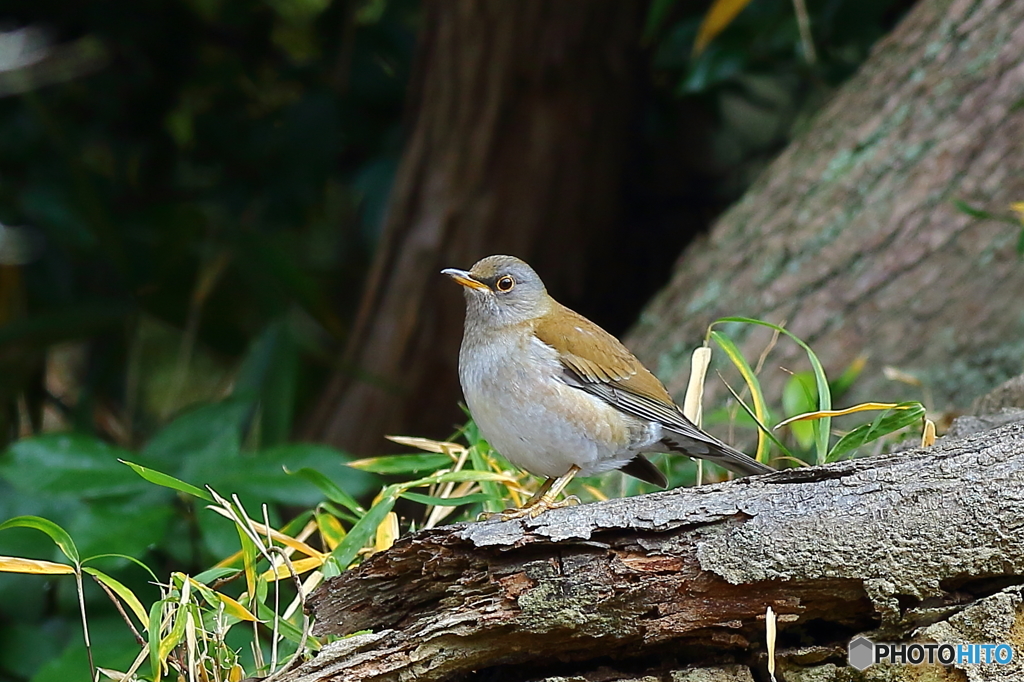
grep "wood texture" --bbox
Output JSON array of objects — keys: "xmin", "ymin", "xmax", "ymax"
[
  {"xmin": 289, "ymin": 421, "xmax": 1024, "ymax": 682},
  {"xmin": 627, "ymin": 0, "xmax": 1024, "ymax": 415},
  {"xmin": 302, "ymin": 0, "xmax": 643, "ymax": 454}
]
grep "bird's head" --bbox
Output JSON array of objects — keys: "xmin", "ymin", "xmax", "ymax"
[{"xmin": 442, "ymin": 254, "xmax": 551, "ymax": 329}]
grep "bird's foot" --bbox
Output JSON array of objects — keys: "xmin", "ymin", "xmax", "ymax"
[{"xmin": 479, "ymin": 494, "xmax": 581, "ymax": 521}]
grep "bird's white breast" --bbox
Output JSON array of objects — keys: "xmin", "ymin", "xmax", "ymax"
[{"xmin": 458, "ymin": 326, "xmax": 658, "ymax": 479}]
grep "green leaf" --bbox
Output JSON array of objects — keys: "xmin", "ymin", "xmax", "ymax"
[
  {"xmin": 718, "ymin": 379, "xmax": 794, "ymax": 462},
  {"xmin": 326, "ymin": 493, "xmax": 397, "ymax": 573},
  {"xmin": 82, "ymin": 553, "xmax": 159, "ymax": 583},
  {"xmin": 83, "ymin": 567, "xmax": 148, "ymax": 626},
  {"xmin": 441, "ymin": 470, "xmax": 512, "ymax": 484},
  {"xmin": 254, "ymin": 600, "xmax": 317, "ymax": 649},
  {"xmin": 953, "ymin": 199, "xmax": 996, "ymax": 220},
  {"xmin": 234, "ymin": 318, "xmax": 299, "ymax": 447},
  {"xmin": 0, "ymin": 434, "xmax": 144, "ymax": 498},
  {"xmin": 248, "ymin": 443, "xmax": 375, "ymax": 504},
  {"xmin": 469, "ymin": 442, "xmax": 506, "ymax": 513},
  {"xmin": 828, "ymin": 402, "xmax": 926, "ymax": 461},
  {"xmin": 121, "ymin": 460, "xmax": 213, "ymax": 501},
  {"xmin": 347, "ymin": 453, "xmax": 453, "ymax": 475},
  {"xmin": 1017, "ymin": 227, "xmax": 1024, "ymax": 257},
  {"xmin": 287, "ymin": 467, "xmax": 365, "ymax": 515},
  {"xmin": 710, "ymin": 330, "xmax": 772, "ymax": 463},
  {"xmin": 0, "ymin": 516, "xmax": 80, "ymax": 565},
  {"xmin": 399, "ymin": 491, "xmax": 492, "ymax": 507},
  {"xmin": 148, "ymin": 600, "xmax": 164, "ymax": 682},
  {"xmin": 142, "ymin": 399, "xmax": 250, "ymax": 463},
  {"xmin": 782, "ymin": 372, "xmax": 817, "ymax": 451},
  {"xmin": 192, "ymin": 566, "xmax": 240, "ymax": 585},
  {"xmin": 712, "ymin": 317, "xmax": 832, "ymax": 464},
  {"xmin": 157, "ymin": 602, "xmax": 189, "ymax": 668},
  {"xmin": 319, "ymin": 501, "xmax": 361, "ymax": 525}
]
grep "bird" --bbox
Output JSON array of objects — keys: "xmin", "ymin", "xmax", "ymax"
[{"xmin": 443, "ymin": 254, "xmax": 773, "ymax": 518}]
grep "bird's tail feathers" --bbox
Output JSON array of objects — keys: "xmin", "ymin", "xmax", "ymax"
[{"xmin": 661, "ymin": 430, "xmax": 773, "ymax": 477}]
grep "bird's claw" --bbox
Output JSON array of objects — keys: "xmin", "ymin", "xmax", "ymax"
[{"xmin": 478, "ymin": 494, "xmax": 581, "ymax": 521}]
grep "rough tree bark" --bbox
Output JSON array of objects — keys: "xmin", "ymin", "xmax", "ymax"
[
  {"xmin": 286, "ymin": 416, "xmax": 1024, "ymax": 682},
  {"xmin": 627, "ymin": 0, "xmax": 1024, "ymax": 414},
  {"xmin": 302, "ymin": 0, "xmax": 643, "ymax": 454}
]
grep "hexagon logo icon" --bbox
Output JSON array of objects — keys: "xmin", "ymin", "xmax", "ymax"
[{"xmin": 848, "ymin": 636, "xmax": 875, "ymax": 670}]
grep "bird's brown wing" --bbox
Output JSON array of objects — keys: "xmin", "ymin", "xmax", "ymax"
[
  {"xmin": 533, "ymin": 303, "xmax": 704, "ymax": 437},
  {"xmin": 534, "ymin": 303, "xmax": 772, "ymax": 478},
  {"xmin": 533, "ymin": 303, "xmax": 674, "ymax": 403}
]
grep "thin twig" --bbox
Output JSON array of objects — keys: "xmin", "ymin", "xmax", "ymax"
[
  {"xmin": 91, "ymin": 574, "xmax": 146, "ymax": 646},
  {"xmin": 753, "ymin": 326, "xmax": 782, "ymax": 375},
  {"xmin": 74, "ymin": 570, "xmax": 98, "ymax": 682},
  {"xmin": 791, "ymin": 0, "xmax": 816, "ymax": 64},
  {"xmin": 263, "ymin": 505, "xmax": 280, "ymax": 674}
]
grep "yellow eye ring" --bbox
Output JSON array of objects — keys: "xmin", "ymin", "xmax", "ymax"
[{"xmin": 496, "ymin": 275, "xmax": 515, "ymax": 292}]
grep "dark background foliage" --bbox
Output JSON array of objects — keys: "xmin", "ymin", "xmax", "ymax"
[{"xmin": 0, "ymin": 0, "xmax": 912, "ymax": 679}]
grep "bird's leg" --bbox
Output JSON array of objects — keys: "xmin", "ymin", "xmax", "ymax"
[
  {"xmin": 481, "ymin": 466, "xmax": 582, "ymax": 520},
  {"xmin": 520, "ymin": 476, "xmax": 556, "ymax": 508},
  {"xmin": 542, "ymin": 465, "xmax": 581, "ymax": 504}
]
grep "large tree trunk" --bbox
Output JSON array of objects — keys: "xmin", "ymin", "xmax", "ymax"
[
  {"xmin": 302, "ymin": 0, "xmax": 643, "ymax": 454},
  {"xmin": 288, "ymin": 417, "xmax": 1024, "ymax": 682},
  {"xmin": 627, "ymin": 0, "xmax": 1024, "ymax": 416}
]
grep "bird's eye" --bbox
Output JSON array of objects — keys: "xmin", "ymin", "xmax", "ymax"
[{"xmin": 495, "ymin": 275, "xmax": 515, "ymax": 292}]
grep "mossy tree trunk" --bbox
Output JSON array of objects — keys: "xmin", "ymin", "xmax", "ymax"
[{"xmin": 626, "ymin": 0, "xmax": 1024, "ymax": 416}]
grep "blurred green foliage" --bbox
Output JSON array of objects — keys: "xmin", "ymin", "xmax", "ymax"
[
  {"xmin": 0, "ymin": 0, "xmax": 417, "ymax": 446},
  {"xmin": 1, "ymin": 1, "xmax": 413, "ymax": 678},
  {"xmin": 0, "ymin": 0, "xmax": 916, "ymax": 679}
]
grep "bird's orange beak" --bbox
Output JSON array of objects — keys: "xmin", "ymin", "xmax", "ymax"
[{"xmin": 442, "ymin": 268, "xmax": 490, "ymax": 291}]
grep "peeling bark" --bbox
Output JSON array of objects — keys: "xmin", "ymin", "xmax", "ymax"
[{"xmin": 287, "ymin": 422, "xmax": 1024, "ymax": 682}]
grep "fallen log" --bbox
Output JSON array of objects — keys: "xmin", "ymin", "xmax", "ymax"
[{"xmin": 291, "ymin": 421, "xmax": 1024, "ymax": 681}]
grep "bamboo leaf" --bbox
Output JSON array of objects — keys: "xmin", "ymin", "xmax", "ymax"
[
  {"xmin": 316, "ymin": 512, "xmax": 346, "ymax": 551},
  {"xmin": 0, "ymin": 516, "xmax": 80, "ymax": 565},
  {"xmin": 84, "ymin": 567, "xmax": 148, "ymax": 626},
  {"xmin": 828, "ymin": 403, "xmax": 926, "ymax": 461},
  {"xmin": 468, "ymin": 442, "xmax": 506, "ymax": 513},
  {"xmin": 286, "ymin": 467, "xmax": 364, "ymax": 515},
  {"xmin": 120, "ymin": 460, "xmax": 213, "ymax": 502},
  {"xmin": 781, "ymin": 372, "xmax": 817, "ymax": 451},
  {"xmin": 399, "ymin": 491, "xmax": 492, "ymax": 507},
  {"xmin": 712, "ymin": 317, "xmax": 832, "ymax": 464},
  {"xmin": 710, "ymin": 331, "xmax": 771, "ymax": 463},
  {"xmin": 776, "ymin": 402, "xmax": 913, "ymax": 427},
  {"xmin": 260, "ymin": 556, "xmax": 324, "ymax": 582},
  {"xmin": 148, "ymin": 600, "xmax": 165, "ymax": 682},
  {"xmin": 374, "ymin": 511, "xmax": 398, "ymax": 552},
  {"xmin": 347, "ymin": 453, "xmax": 453, "ymax": 475},
  {"xmin": 384, "ymin": 435, "xmax": 464, "ymax": 456},
  {"xmin": 718, "ymin": 374, "xmax": 794, "ymax": 462},
  {"xmin": 0, "ymin": 555, "xmax": 76, "ymax": 574},
  {"xmin": 184, "ymin": 576, "xmax": 259, "ymax": 622},
  {"xmin": 693, "ymin": 0, "xmax": 756, "ymax": 56},
  {"xmin": 325, "ymin": 493, "xmax": 397, "ymax": 574}
]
